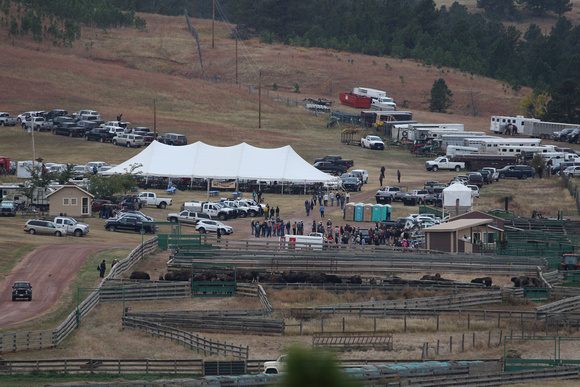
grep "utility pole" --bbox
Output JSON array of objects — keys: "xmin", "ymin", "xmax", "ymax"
[
  {"xmin": 235, "ymin": 31, "xmax": 238, "ymax": 84},
  {"xmin": 212, "ymin": 0, "xmax": 215, "ymax": 48},
  {"xmin": 153, "ymin": 98, "xmax": 157, "ymax": 139},
  {"xmin": 259, "ymin": 69, "xmax": 262, "ymax": 129}
]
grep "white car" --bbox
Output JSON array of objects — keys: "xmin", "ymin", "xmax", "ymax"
[
  {"xmin": 361, "ymin": 135, "xmax": 385, "ymax": 150},
  {"xmin": 466, "ymin": 184, "xmax": 480, "ymax": 198},
  {"xmin": 563, "ymin": 166, "xmax": 580, "ymax": 178},
  {"xmin": 351, "ymin": 169, "xmax": 369, "ymax": 184},
  {"xmin": 196, "ymin": 219, "xmax": 234, "ymax": 235}
]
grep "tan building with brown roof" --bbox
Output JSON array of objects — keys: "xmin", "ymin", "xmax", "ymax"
[{"xmin": 46, "ymin": 182, "xmax": 93, "ymax": 217}]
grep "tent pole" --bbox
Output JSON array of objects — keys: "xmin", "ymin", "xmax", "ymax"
[
  {"xmin": 236, "ymin": 179, "xmax": 239, "ymax": 196},
  {"xmin": 304, "ymin": 182, "xmax": 306, "ymax": 195},
  {"xmin": 207, "ymin": 179, "xmax": 210, "ymax": 201}
]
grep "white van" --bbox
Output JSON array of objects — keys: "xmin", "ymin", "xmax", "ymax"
[
  {"xmin": 350, "ymin": 169, "xmax": 369, "ymax": 184},
  {"xmin": 543, "ymin": 152, "xmax": 579, "ymax": 167}
]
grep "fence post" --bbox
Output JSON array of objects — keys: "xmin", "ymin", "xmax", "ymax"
[
  {"xmin": 462, "ymin": 334, "xmax": 465, "ymax": 352},
  {"xmin": 374, "ymin": 317, "xmax": 376, "ymax": 333},
  {"xmin": 321, "ymin": 317, "xmax": 324, "ymax": 333},
  {"xmin": 473, "ymin": 332, "xmax": 475, "ymax": 348},
  {"xmin": 450, "ymin": 336, "xmax": 453, "ymax": 353},
  {"xmin": 437, "ymin": 340, "xmax": 439, "ymax": 355},
  {"xmin": 404, "ymin": 314, "xmax": 407, "ymax": 333},
  {"xmin": 499, "ymin": 330, "xmax": 502, "ymax": 345},
  {"xmin": 343, "ymin": 317, "xmax": 345, "ymax": 333},
  {"xmin": 300, "ymin": 320, "xmax": 303, "ymax": 336},
  {"xmin": 468, "ymin": 314, "xmax": 470, "ymax": 330},
  {"xmin": 437, "ymin": 315, "xmax": 439, "ymax": 331}
]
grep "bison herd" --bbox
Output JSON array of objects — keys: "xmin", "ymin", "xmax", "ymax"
[{"xmin": 120, "ymin": 270, "xmax": 555, "ymax": 289}]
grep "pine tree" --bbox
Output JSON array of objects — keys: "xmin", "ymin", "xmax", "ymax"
[{"xmin": 428, "ymin": 78, "xmax": 453, "ymax": 113}]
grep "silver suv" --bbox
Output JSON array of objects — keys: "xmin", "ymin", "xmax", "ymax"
[
  {"xmin": 23, "ymin": 220, "xmax": 65, "ymax": 236},
  {"xmin": 112, "ymin": 134, "xmax": 144, "ymax": 148}
]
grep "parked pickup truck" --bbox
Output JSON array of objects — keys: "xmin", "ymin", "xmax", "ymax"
[
  {"xmin": 182, "ymin": 201, "xmax": 237, "ymax": 220},
  {"xmin": 85, "ymin": 128, "xmax": 116, "ymax": 143},
  {"xmin": 313, "ymin": 155, "xmax": 354, "ymax": 169},
  {"xmin": 54, "ymin": 216, "xmax": 90, "ymax": 237},
  {"xmin": 23, "ymin": 116, "xmax": 54, "ymax": 132},
  {"xmin": 137, "ymin": 192, "xmax": 173, "ymax": 209},
  {"xmin": 313, "ymin": 161, "xmax": 347, "ymax": 175},
  {"xmin": 360, "ymin": 135, "xmax": 385, "ymax": 150},
  {"xmin": 263, "ymin": 355, "xmax": 287, "ymax": 374},
  {"xmin": 375, "ymin": 186, "xmax": 406, "ymax": 203},
  {"xmin": 0, "ymin": 112, "xmax": 17, "ymax": 126},
  {"xmin": 425, "ymin": 157, "xmax": 465, "ymax": 172},
  {"xmin": 52, "ymin": 122, "xmax": 86, "ymax": 137}
]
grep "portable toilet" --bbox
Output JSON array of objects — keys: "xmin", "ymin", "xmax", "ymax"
[
  {"xmin": 363, "ymin": 203, "xmax": 373, "ymax": 221},
  {"xmin": 382, "ymin": 204, "xmax": 392, "ymax": 221},
  {"xmin": 354, "ymin": 203, "xmax": 364, "ymax": 222},
  {"xmin": 344, "ymin": 202, "xmax": 356, "ymax": 221},
  {"xmin": 372, "ymin": 204, "xmax": 383, "ymax": 222}
]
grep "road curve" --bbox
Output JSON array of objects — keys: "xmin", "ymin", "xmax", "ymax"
[{"xmin": 0, "ymin": 244, "xmax": 109, "ymax": 327}]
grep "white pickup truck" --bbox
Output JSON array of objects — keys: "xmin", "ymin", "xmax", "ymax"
[
  {"xmin": 263, "ymin": 355, "xmax": 287, "ymax": 374},
  {"xmin": 182, "ymin": 201, "xmax": 237, "ymax": 220},
  {"xmin": 54, "ymin": 216, "xmax": 90, "ymax": 237},
  {"xmin": 0, "ymin": 112, "xmax": 17, "ymax": 126},
  {"xmin": 425, "ymin": 157, "xmax": 465, "ymax": 172},
  {"xmin": 370, "ymin": 97, "xmax": 397, "ymax": 111},
  {"xmin": 137, "ymin": 192, "xmax": 173, "ymax": 209},
  {"xmin": 23, "ymin": 116, "xmax": 54, "ymax": 132}
]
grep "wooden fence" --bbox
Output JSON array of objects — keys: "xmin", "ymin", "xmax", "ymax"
[
  {"xmin": 100, "ymin": 280, "xmax": 189, "ymax": 301},
  {"xmin": 122, "ymin": 318, "xmax": 249, "ymax": 359},
  {"xmin": 312, "ymin": 331, "xmax": 393, "ymax": 350},
  {"xmin": 0, "ymin": 237, "xmax": 158, "ymax": 353},
  {"xmin": 262, "ymin": 281, "xmax": 489, "ymax": 292},
  {"xmin": 124, "ymin": 312, "xmax": 284, "ymax": 336},
  {"xmin": 536, "ymin": 295, "xmax": 580, "ymax": 315}
]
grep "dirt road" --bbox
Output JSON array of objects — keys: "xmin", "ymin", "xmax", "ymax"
[{"xmin": 0, "ymin": 244, "xmax": 107, "ymax": 327}]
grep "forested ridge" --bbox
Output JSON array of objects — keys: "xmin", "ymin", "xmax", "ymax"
[{"xmin": 2, "ymin": 0, "xmax": 579, "ymax": 122}]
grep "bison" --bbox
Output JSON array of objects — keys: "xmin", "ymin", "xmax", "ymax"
[
  {"xmin": 471, "ymin": 277, "xmax": 493, "ymax": 287},
  {"xmin": 129, "ymin": 271, "xmax": 150, "ymax": 280}
]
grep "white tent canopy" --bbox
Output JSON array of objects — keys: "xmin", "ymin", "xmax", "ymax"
[
  {"xmin": 102, "ymin": 141, "xmax": 337, "ymax": 183},
  {"xmin": 442, "ymin": 182, "xmax": 473, "ymax": 208}
]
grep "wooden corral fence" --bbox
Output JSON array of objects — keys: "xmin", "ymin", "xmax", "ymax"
[
  {"xmin": 237, "ymin": 283, "xmax": 274, "ymax": 312},
  {"xmin": 124, "ymin": 311, "xmax": 284, "ymax": 336},
  {"xmin": 100, "ymin": 280, "xmax": 189, "ymax": 301},
  {"xmin": 312, "ymin": 331, "xmax": 393, "ymax": 350},
  {"xmin": 263, "ymin": 281, "xmax": 490, "ymax": 293},
  {"xmin": 536, "ymin": 295, "xmax": 580, "ymax": 316},
  {"xmin": 0, "ymin": 237, "xmax": 158, "ymax": 353},
  {"xmin": 121, "ymin": 317, "xmax": 249, "ymax": 359},
  {"xmin": 170, "ymin": 244, "xmax": 543, "ymax": 275}
]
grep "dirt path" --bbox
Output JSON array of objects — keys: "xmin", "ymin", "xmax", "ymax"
[{"xmin": 0, "ymin": 244, "xmax": 109, "ymax": 327}]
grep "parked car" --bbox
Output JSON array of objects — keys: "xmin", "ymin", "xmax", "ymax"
[
  {"xmin": 403, "ymin": 189, "xmax": 433, "ymax": 205},
  {"xmin": 72, "ymin": 109, "xmax": 100, "ymax": 120},
  {"xmin": 157, "ymin": 133, "xmax": 187, "ymax": 146},
  {"xmin": 466, "ymin": 172, "xmax": 484, "ymax": 188},
  {"xmin": 350, "ymin": 169, "xmax": 369, "ymax": 184},
  {"xmin": 131, "ymin": 127, "xmax": 156, "ymax": 144},
  {"xmin": 92, "ymin": 199, "xmax": 113, "ymax": 213},
  {"xmin": 481, "ymin": 167, "xmax": 499, "ymax": 182},
  {"xmin": 195, "ymin": 219, "xmax": 234, "ymax": 235},
  {"xmin": 52, "ymin": 122, "xmax": 85, "ymax": 137},
  {"xmin": 85, "ymin": 128, "xmax": 115, "ymax": 143},
  {"xmin": 342, "ymin": 177, "xmax": 362, "ymax": 191},
  {"xmin": 375, "ymin": 186, "xmax": 405, "ymax": 203},
  {"xmin": 23, "ymin": 220, "xmax": 65, "ymax": 236},
  {"xmin": 12, "ymin": 281, "xmax": 32, "ymax": 302},
  {"xmin": 360, "ymin": 135, "xmax": 385, "ymax": 150},
  {"xmin": 477, "ymin": 169, "xmax": 493, "ymax": 185},
  {"xmin": 552, "ymin": 128, "xmax": 575, "ymax": 142},
  {"xmin": 118, "ymin": 195, "xmax": 144, "ymax": 210},
  {"xmin": 466, "ymin": 184, "xmax": 480, "ymax": 198},
  {"xmin": 45, "ymin": 109, "xmax": 68, "ymax": 121},
  {"xmin": 104, "ymin": 215, "xmax": 156, "ymax": 233},
  {"xmin": 552, "ymin": 162, "xmax": 580, "ymax": 176},
  {"xmin": 0, "ymin": 200, "xmax": 17, "ymax": 216},
  {"xmin": 567, "ymin": 128, "xmax": 580, "ymax": 144},
  {"xmin": 167, "ymin": 210, "xmax": 211, "ymax": 224},
  {"xmin": 563, "ymin": 166, "xmax": 580, "ymax": 178},
  {"xmin": 77, "ymin": 120, "xmax": 102, "ymax": 132},
  {"xmin": 112, "ymin": 134, "xmax": 144, "ymax": 148},
  {"xmin": 497, "ymin": 165, "xmax": 534, "ymax": 180},
  {"xmin": 0, "ymin": 112, "xmax": 17, "ymax": 126}
]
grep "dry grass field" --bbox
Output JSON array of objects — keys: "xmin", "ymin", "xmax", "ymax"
[{"xmin": 1, "ymin": 8, "xmax": 580, "ymax": 385}]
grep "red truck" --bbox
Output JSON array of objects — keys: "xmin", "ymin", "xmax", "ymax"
[{"xmin": 0, "ymin": 156, "xmax": 10, "ymax": 174}]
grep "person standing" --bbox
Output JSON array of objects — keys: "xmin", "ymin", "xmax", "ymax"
[
  {"xmin": 320, "ymin": 204, "xmax": 325, "ymax": 218},
  {"xmin": 323, "ymin": 193, "xmax": 329, "ymax": 206},
  {"xmin": 275, "ymin": 206, "xmax": 280, "ymax": 217},
  {"xmin": 216, "ymin": 227, "xmax": 222, "ymax": 242},
  {"xmin": 397, "ymin": 170, "xmax": 401, "ymax": 183},
  {"xmin": 345, "ymin": 192, "xmax": 350, "ymax": 203},
  {"xmin": 329, "ymin": 191, "xmax": 335, "ymax": 206},
  {"xmin": 379, "ymin": 174, "xmax": 384, "ymax": 187},
  {"xmin": 97, "ymin": 260, "xmax": 106, "ymax": 278},
  {"xmin": 380, "ymin": 165, "xmax": 385, "ymax": 178},
  {"xmin": 251, "ymin": 219, "xmax": 255, "ymax": 235},
  {"xmin": 305, "ymin": 200, "xmax": 311, "ymax": 216},
  {"xmin": 292, "ymin": 221, "xmax": 297, "ymax": 235}
]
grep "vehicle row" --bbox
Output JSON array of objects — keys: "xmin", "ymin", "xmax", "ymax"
[{"xmin": 552, "ymin": 127, "xmax": 580, "ymax": 143}]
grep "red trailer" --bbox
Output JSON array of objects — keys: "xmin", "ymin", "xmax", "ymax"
[{"xmin": 339, "ymin": 93, "xmax": 371, "ymax": 109}]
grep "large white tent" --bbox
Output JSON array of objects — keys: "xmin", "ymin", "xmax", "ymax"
[{"xmin": 102, "ymin": 141, "xmax": 337, "ymax": 183}]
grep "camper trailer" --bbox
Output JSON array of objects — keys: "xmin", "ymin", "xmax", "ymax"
[{"xmin": 490, "ymin": 115, "xmax": 540, "ymax": 135}]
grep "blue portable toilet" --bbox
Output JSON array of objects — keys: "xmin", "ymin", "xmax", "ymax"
[
  {"xmin": 372, "ymin": 204, "xmax": 382, "ymax": 222},
  {"xmin": 354, "ymin": 203, "xmax": 364, "ymax": 222},
  {"xmin": 381, "ymin": 204, "xmax": 392, "ymax": 221}
]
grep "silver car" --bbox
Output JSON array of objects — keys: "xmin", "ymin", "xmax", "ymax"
[
  {"xmin": 195, "ymin": 219, "xmax": 234, "ymax": 235},
  {"xmin": 112, "ymin": 134, "xmax": 144, "ymax": 148},
  {"xmin": 23, "ymin": 220, "xmax": 65, "ymax": 236}
]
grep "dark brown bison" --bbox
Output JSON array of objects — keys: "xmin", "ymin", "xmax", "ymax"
[
  {"xmin": 129, "ymin": 271, "xmax": 150, "ymax": 280},
  {"xmin": 471, "ymin": 277, "xmax": 493, "ymax": 287}
]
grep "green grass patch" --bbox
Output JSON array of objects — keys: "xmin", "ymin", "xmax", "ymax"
[
  {"xmin": 0, "ymin": 372, "xmax": 201, "ymax": 387},
  {"xmin": 0, "ymin": 242, "xmax": 36, "ymax": 277}
]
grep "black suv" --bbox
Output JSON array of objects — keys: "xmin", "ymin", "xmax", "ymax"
[
  {"xmin": 12, "ymin": 281, "xmax": 32, "ymax": 301},
  {"xmin": 157, "ymin": 133, "xmax": 187, "ymax": 146},
  {"xmin": 552, "ymin": 128, "xmax": 575, "ymax": 142},
  {"xmin": 567, "ymin": 128, "xmax": 580, "ymax": 144},
  {"xmin": 497, "ymin": 165, "xmax": 534, "ymax": 180}
]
